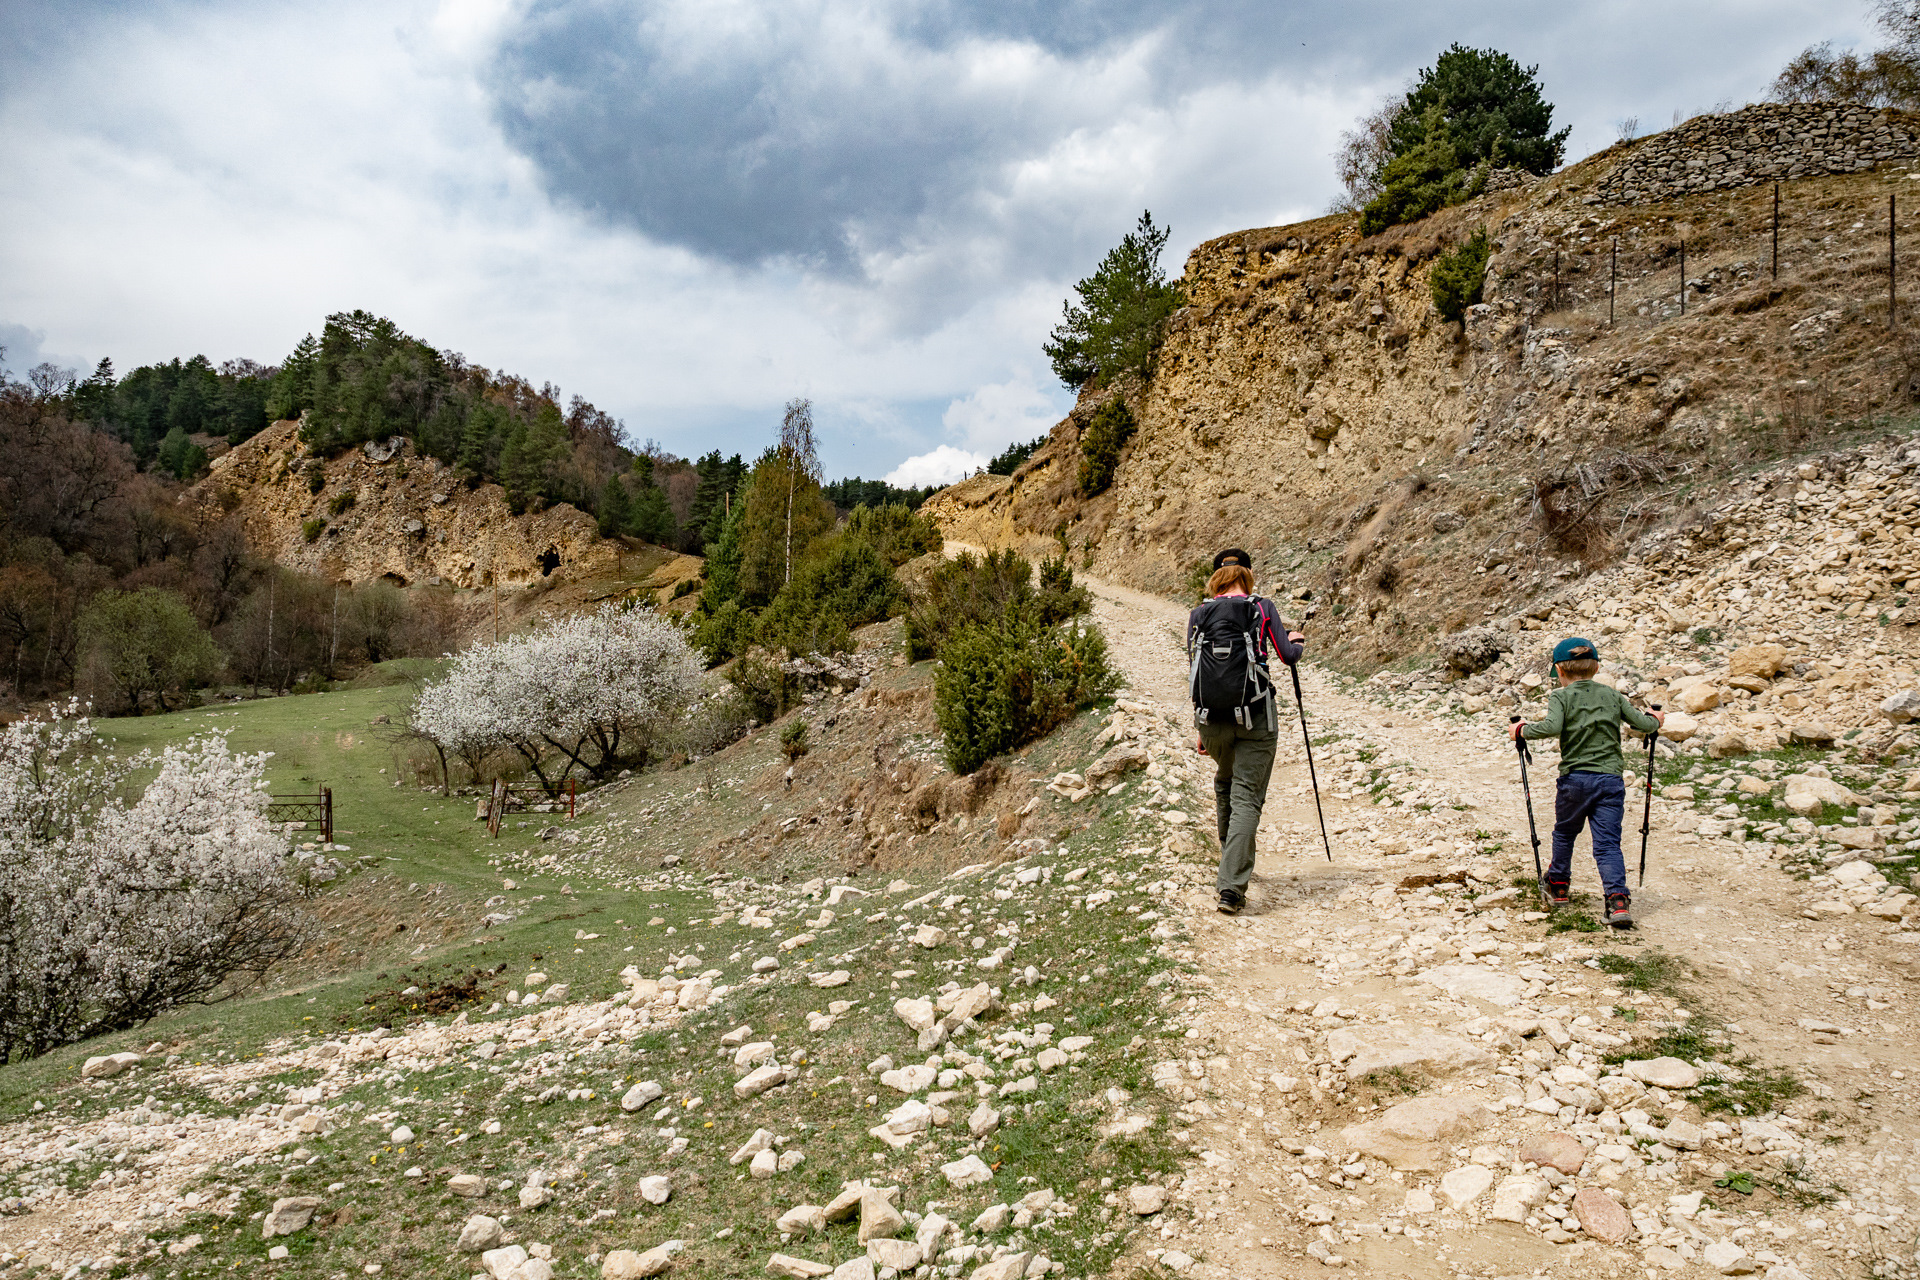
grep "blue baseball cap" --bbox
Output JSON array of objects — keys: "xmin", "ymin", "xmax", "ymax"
[{"xmin": 1551, "ymin": 637, "xmax": 1599, "ymax": 666}]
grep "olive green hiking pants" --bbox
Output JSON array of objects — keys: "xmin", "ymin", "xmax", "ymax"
[{"xmin": 1198, "ymin": 716, "xmax": 1278, "ymax": 896}]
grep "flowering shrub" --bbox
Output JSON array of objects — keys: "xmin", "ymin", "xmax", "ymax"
[
  {"xmin": 411, "ymin": 606, "xmax": 705, "ymax": 792},
  {"xmin": 0, "ymin": 703, "xmax": 310, "ymax": 1063}
]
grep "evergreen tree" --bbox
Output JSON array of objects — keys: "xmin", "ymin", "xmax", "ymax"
[
  {"xmin": 156, "ymin": 427, "xmax": 208, "ymax": 480},
  {"xmin": 1388, "ymin": 45, "xmax": 1568, "ymax": 177},
  {"xmin": 631, "ymin": 484, "xmax": 676, "ymax": 546},
  {"xmin": 265, "ymin": 335, "xmax": 319, "ymax": 421},
  {"xmin": 597, "ymin": 473, "xmax": 632, "ymax": 538},
  {"xmin": 1360, "ymin": 106, "xmax": 1470, "ymax": 236},
  {"xmin": 1043, "ymin": 211, "xmax": 1184, "ymax": 390}
]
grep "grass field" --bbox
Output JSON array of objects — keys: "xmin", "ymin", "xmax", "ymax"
[{"xmin": 0, "ymin": 638, "xmax": 1195, "ymax": 1279}]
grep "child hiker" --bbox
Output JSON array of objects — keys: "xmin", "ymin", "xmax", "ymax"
[
  {"xmin": 1509, "ymin": 637, "xmax": 1664, "ymax": 927},
  {"xmin": 1188, "ymin": 549, "xmax": 1304, "ymax": 916}
]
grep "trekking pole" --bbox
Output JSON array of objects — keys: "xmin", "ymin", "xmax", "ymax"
[
  {"xmin": 1289, "ymin": 662, "xmax": 1334, "ymax": 862},
  {"xmin": 1638, "ymin": 705, "xmax": 1662, "ymax": 888},
  {"xmin": 1510, "ymin": 716, "xmax": 1546, "ymax": 905}
]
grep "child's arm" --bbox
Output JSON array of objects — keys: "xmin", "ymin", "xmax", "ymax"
[
  {"xmin": 1512, "ymin": 689, "xmax": 1565, "ymax": 742},
  {"xmin": 1619, "ymin": 694, "xmax": 1662, "ymax": 735}
]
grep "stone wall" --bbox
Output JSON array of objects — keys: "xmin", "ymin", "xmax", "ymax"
[{"xmin": 1589, "ymin": 102, "xmax": 1920, "ymax": 205}]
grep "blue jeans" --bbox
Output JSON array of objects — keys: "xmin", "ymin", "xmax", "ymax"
[{"xmin": 1549, "ymin": 771, "xmax": 1629, "ymax": 897}]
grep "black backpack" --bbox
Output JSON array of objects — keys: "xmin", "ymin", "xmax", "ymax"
[{"xmin": 1187, "ymin": 595, "xmax": 1277, "ymax": 730}]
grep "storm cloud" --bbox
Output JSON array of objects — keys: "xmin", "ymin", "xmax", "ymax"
[{"xmin": 0, "ymin": 0, "xmax": 1868, "ymax": 478}]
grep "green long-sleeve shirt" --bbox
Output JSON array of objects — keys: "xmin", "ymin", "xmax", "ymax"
[{"xmin": 1521, "ymin": 679, "xmax": 1661, "ymax": 776}]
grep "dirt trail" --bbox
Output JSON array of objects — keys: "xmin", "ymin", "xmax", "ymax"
[{"xmin": 1080, "ymin": 571, "xmax": 1920, "ymax": 1280}]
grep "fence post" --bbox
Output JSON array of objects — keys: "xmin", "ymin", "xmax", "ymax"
[
  {"xmin": 322, "ymin": 787, "xmax": 333, "ymax": 843},
  {"xmin": 567, "ymin": 778, "xmax": 576, "ymax": 819},
  {"xmin": 1772, "ymin": 182, "xmax": 1780, "ymax": 280},
  {"xmin": 1552, "ymin": 249, "xmax": 1560, "ymax": 313},
  {"xmin": 1892, "ymin": 191, "xmax": 1899, "ymax": 332},
  {"xmin": 1609, "ymin": 238, "xmax": 1617, "ymax": 327},
  {"xmin": 1679, "ymin": 239, "xmax": 1686, "ymax": 316},
  {"xmin": 487, "ymin": 778, "xmax": 505, "ymax": 837}
]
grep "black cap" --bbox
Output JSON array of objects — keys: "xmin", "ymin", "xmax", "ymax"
[{"xmin": 1213, "ymin": 548, "xmax": 1253, "ymax": 570}]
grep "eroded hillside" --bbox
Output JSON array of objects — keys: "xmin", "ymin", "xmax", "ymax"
[
  {"xmin": 927, "ymin": 102, "xmax": 1920, "ymax": 669},
  {"xmin": 191, "ymin": 418, "xmax": 701, "ymax": 628}
]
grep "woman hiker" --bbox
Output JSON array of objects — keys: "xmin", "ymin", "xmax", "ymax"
[{"xmin": 1188, "ymin": 548, "xmax": 1304, "ymax": 915}]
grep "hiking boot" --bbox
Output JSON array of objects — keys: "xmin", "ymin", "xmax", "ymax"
[
  {"xmin": 1544, "ymin": 878, "xmax": 1571, "ymax": 908},
  {"xmin": 1217, "ymin": 889, "xmax": 1245, "ymax": 916},
  {"xmin": 1604, "ymin": 893, "xmax": 1633, "ymax": 928}
]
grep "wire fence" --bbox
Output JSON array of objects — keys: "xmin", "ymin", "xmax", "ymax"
[{"xmin": 1514, "ymin": 178, "xmax": 1913, "ymax": 335}]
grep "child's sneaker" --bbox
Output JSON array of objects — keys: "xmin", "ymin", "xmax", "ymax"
[
  {"xmin": 1544, "ymin": 878, "xmax": 1571, "ymax": 908},
  {"xmin": 1604, "ymin": 893, "xmax": 1633, "ymax": 928}
]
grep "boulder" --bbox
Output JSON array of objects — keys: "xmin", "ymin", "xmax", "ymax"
[
  {"xmin": 764, "ymin": 1256, "xmax": 833, "ymax": 1279},
  {"xmin": 912, "ymin": 925, "xmax": 947, "ymax": 949},
  {"xmin": 1085, "ymin": 744, "xmax": 1150, "ymax": 788},
  {"xmin": 1661, "ymin": 1119, "xmax": 1706, "ymax": 1150},
  {"xmin": 1127, "ymin": 1185, "xmax": 1167, "ymax": 1215},
  {"xmin": 1789, "ymin": 721, "xmax": 1839, "ymax": 747},
  {"xmin": 832, "ymin": 1261, "xmax": 876, "ymax": 1280},
  {"xmin": 940, "ymin": 1154, "xmax": 994, "ymax": 1188},
  {"xmin": 966, "ymin": 1256, "xmax": 1031, "ymax": 1280},
  {"xmin": 1677, "ymin": 683, "xmax": 1722, "ymax": 714},
  {"xmin": 261, "ymin": 1196, "xmax": 321, "ymax": 1238},
  {"xmin": 1882, "ymin": 690, "xmax": 1920, "ymax": 724},
  {"xmin": 1324, "ymin": 1026, "xmax": 1493, "ymax": 1081},
  {"xmin": 1835, "ymin": 827, "xmax": 1885, "ymax": 851},
  {"xmin": 1439, "ymin": 1164, "xmax": 1493, "ymax": 1208},
  {"xmin": 1622, "ymin": 1057, "xmax": 1701, "ymax": 1088},
  {"xmin": 1727, "ymin": 644, "xmax": 1787, "ymax": 679},
  {"xmin": 857, "ymin": 1189, "xmax": 905, "ymax": 1243},
  {"xmin": 449, "ymin": 1174, "xmax": 488, "ymax": 1197},
  {"xmin": 777, "ymin": 1205, "xmax": 826, "ymax": 1234},
  {"xmin": 457, "ymin": 1215, "xmax": 504, "ymax": 1252},
  {"xmin": 483, "ymin": 1246, "xmax": 529, "ymax": 1279},
  {"xmin": 80, "ymin": 1052, "xmax": 142, "ymax": 1079},
  {"xmin": 880, "ymin": 1064, "xmax": 935, "ymax": 1094},
  {"xmin": 1516, "ymin": 1131, "xmax": 1587, "ymax": 1175},
  {"xmin": 731, "ymin": 1129, "xmax": 775, "ymax": 1165},
  {"xmin": 1783, "ymin": 774, "xmax": 1859, "ymax": 815},
  {"xmin": 1438, "ymin": 625, "xmax": 1511, "ymax": 676},
  {"xmin": 866, "ymin": 1240, "xmax": 922, "ymax": 1271},
  {"xmin": 639, "ymin": 1176, "xmax": 672, "ymax": 1205},
  {"xmin": 1488, "ymin": 1173, "xmax": 1549, "ymax": 1223},
  {"xmin": 602, "ymin": 1243, "xmax": 681, "ymax": 1279},
  {"xmin": 1704, "ymin": 1241, "xmax": 1758, "ymax": 1275},
  {"xmin": 621, "ymin": 1080, "xmax": 663, "ymax": 1112},
  {"xmin": 1572, "ymin": 1187, "xmax": 1630, "ymax": 1243},
  {"xmin": 1340, "ymin": 1096, "xmax": 1492, "ymax": 1171},
  {"xmin": 735, "ymin": 1064, "xmax": 787, "ymax": 1099},
  {"xmin": 1708, "ymin": 732, "xmax": 1751, "ymax": 758},
  {"xmin": 1659, "ymin": 711, "xmax": 1699, "ymax": 742}
]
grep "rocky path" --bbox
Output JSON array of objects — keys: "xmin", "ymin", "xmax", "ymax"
[{"xmin": 1080, "ymin": 571, "xmax": 1920, "ymax": 1280}]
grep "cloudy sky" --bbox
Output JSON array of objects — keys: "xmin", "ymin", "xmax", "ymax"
[{"xmin": 0, "ymin": 0, "xmax": 1863, "ymax": 485}]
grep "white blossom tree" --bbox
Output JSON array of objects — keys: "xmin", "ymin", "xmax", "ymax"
[
  {"xmin": 0, "ymin": 703, "xmax": 311, "ymax": 1063},
  {"xmin": 411, "ymin": 606, "xmax": 705, "ymax": 792}
]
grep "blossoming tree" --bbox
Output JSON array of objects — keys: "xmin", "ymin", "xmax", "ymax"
[
  {"xmin": 0, "ymin": 703, "xmax": 311, "ymax": 1062},
  {"xmin": 412, "ymin": 606, "xmax": 705, "ymax": 792}
]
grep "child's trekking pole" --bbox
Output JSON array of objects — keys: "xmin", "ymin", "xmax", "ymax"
[
  {"xmin": 1510, "ymin": 716, "xmax": 1546, "ymax": 905},
  {"xmin": 1638, "ymin": 704, "xmax": 1662, "ymax": 888},
  {"xmin": 1290, "ymin": 662, "xmax": 1333, "ymax": 862}
]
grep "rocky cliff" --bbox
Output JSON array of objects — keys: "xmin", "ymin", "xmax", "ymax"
[
  {"xmin": 191, "ymin": 418, "xmax": 699, "ymax": 616},
  {"xmin": 926, "ymin": 102, "xmax": 1920, "ymax": 669}
]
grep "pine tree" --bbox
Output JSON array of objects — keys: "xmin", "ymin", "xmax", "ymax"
[
  {"xmin": 597, "ymin": 473, "xmax": 632, "ymax": 538},
  {"xmin": 1043, "ymin": 211, "xmax": 1183, "ymax": 390}
]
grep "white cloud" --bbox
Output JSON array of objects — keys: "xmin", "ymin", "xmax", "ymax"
[
  {"xmin": 886, "ymin": 445, "xmax": 987, "ymax": 488},
  {"xmin": 0, "ymin": 0, "xmax": 1849, "ymax": 478},
  {"xmin": 940, "ymin": 369, "xmax": 1068, "ymax": 454}
]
